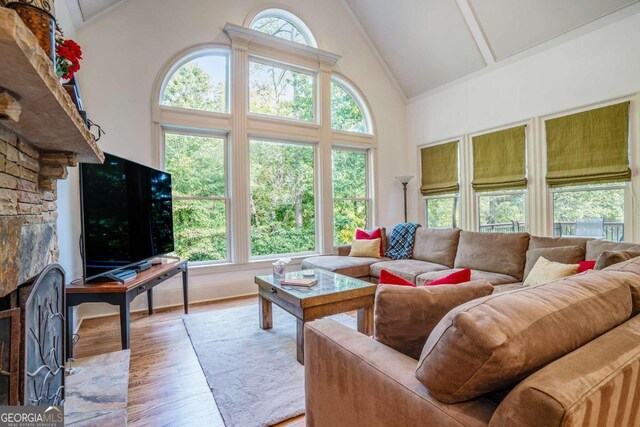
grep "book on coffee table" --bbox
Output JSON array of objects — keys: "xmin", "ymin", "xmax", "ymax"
[{"xmin": 280, "ymin": 278, "xmax": 318, "ymax": 287}]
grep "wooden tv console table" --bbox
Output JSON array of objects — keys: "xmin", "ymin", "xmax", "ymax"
[{"xmin": 65, "ymin": 258, "xmax": 188, "ymax": 358}]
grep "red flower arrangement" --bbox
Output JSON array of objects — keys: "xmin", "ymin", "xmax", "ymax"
[{"xmin": 55, "ymin": 30, "xmax": 83, "ymax": 80}]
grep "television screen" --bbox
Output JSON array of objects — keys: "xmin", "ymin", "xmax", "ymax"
[{"xmin": 80, "ymin": 153, "xmax": 174, "ymax": 280}]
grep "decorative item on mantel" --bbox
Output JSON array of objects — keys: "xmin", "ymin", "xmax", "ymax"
[
  {"xmin": 4, "ymin": 0, "xmax": 56, "ymax": 64},
  {"xmin": 395, "ymin": 175, "xmax": 414, "ymax": 222}
]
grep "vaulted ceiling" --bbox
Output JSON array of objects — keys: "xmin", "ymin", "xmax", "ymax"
[
  {"xmin": 63, "ymin": 0, "xmax": 640, "ymax": 100},
  {"xmin": 344, "ymin": 0, "xmax": 640, "ymax": 98}
]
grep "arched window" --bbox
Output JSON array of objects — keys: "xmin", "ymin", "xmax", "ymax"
[
  {"xmin": 250, "ymin": 9, "xmax": 317, "ymax": 47},
  {"xmin": 331, "ymin": 78, "xmax": 370, "ymax": 134},
  {"xmin": 160, "ymin": 50, "xmax": 228, "ymax": 113}
]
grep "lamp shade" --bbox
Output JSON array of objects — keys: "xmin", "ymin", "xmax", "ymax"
[{"xmin": 395, "ymin": 175, "xmax": 414, "ymax": 184}]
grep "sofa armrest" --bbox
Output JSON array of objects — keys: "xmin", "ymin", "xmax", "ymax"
[
  {"xmin": 333, "ymin": 244, "xmax": 351, "ymax": 256},
  {"xmin": 304, "ymin": 319, "xmax": 496, "ymax": 427}
]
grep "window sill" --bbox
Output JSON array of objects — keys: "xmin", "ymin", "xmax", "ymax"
[{"xmin": 185, "ymin": 253, "xmax": 320, "ymax": 276}]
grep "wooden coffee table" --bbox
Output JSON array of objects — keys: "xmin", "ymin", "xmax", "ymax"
[{"xmin": 254, "ymin": 269, "xmax": 377, "ymax": 364}]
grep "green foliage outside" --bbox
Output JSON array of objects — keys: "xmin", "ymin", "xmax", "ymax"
[
  {"xmin": 162, "ymin": 57, "xmax": 371, "ymax": 260},
  {"xmin": 478, "ymin": 193, "xmax": 525, "ymax": 230},
  {"xmin": 331, "ymin": 83, "xmax": 366, "ymax": 133},
  {"xmin": 162, "ymin": 61, "xmax": 225, "ymax": 112},
  {"xmin": 249, "ymin": 62, "xmax": 313, "ymax": 121},
  {"xmin": 251, "ymin": 16, "xmax": 310, "ymax": 45},
  {"xmin": 426, "ymin": 197, "xmax": 459, "ymax": 229},
  {"xmin": 332, "ymin": 150, "xmax": 368, "ymax": 244},
  {"xmin": 250, "ymin": 140, "xmax": 316, "ymax": 256}
]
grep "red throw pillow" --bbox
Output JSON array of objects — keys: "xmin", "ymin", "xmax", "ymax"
[
  {"xmin": 578, "ymin": 260, "xmax": 596, "ymax": 273},
  {"xmin": 379, "ymin": 270, "xmax": 416, "ymax": 287},
  {"xmin": 355, "ymin": 228, "xmax": 384, "ymax": 257},
  {"xmin": 427, "ymin": 269, "xmax": 472, "ymax": 286}
]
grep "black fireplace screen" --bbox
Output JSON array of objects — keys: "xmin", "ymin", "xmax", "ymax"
[
  {"xmin": 19, "ymin": 264, "xmax": 65, "ymax": 406},
  {"xmin": 0, "ymin": 308, "xmax": 20, "ymax": 405}
]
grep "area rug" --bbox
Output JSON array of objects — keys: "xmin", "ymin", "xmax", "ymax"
[{"xmin": 183, "ymin": 304, "xmax": 357, "ymax": 427}]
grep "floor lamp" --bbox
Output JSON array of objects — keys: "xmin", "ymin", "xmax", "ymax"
[{"xmin": 395, "ymin": 176, "xmax": 414, "ymax": 223}]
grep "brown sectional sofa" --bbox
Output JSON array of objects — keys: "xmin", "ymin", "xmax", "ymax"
[
  {"xmin": 305, "ymin": 255, "xmax": 640, "ymax": 427},
  {"xmin": 301, "ymin": 226, "xmax": 640, "ymax": 291}
]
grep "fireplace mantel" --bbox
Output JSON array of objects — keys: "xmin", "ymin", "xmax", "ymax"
[{"xmin": 0, "ymin": 7, "xmax": 104, "ymax": 164}]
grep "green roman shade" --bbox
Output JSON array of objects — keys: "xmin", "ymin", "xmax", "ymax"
[
  {"xmin": 546, "ymin": 102, "xmax": 631, "ymax": 187},
  {"xmin": 420, "ymin": 141, "xmax": 459, "ymax": 196},
  {"xmin": 472, "ymin": 125, "xmax": 527, "ymax": 192}
]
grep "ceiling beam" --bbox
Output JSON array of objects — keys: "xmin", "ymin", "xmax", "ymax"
[{"xmin": 455, "ymin": 0, "xmax": 495, "ymax": 65}]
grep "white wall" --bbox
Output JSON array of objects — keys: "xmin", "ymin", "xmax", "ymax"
[
  {"xmin": 407, "ymin": 12, "xmax": 640, "ymax": 223},
  {"xmin": 58, "ymin": 0, "xmax": 408, "ymax": 318}
]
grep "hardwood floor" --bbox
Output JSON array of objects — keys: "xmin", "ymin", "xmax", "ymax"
[{"xmin": 74, "ymin": 296, "xmax": 305, "ymax": 427}]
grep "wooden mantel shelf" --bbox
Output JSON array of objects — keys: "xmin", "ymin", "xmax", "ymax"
[{"xmin": 0, "ymin": 8, "xmax": 104, "ymax": 164}]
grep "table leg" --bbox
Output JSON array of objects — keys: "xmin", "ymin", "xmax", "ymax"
[
  {"xmin": 296, "ymin": 318, "xmax": 305, "ymax": 365},
  {"xmin": 182, "ymin": 264, "xmax": 189, "ymax": 314},
  {"xmin": 66, "ymin": 304, "xmax": 74, "ymax": 360},
  {"xmin": 147, "ymin": 288, "xmax": 153, "ymax": 315},
  {"xmin": 259, "ymin": 294, "xmax": 272, "ymax": 330},
  {"xmin": 119, "ymin": 298, "xmax": 130, "ymax": 350},
  {"xmin": 357, "ymin": 305, "xmax": 374, "ymax": 336}
]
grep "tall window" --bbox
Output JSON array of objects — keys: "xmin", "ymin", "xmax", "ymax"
[
  {"xmin": 250, "ymin": 9, "xmax": 317, "ymax": 47},
  {"xmin": 331, "ymin": 80, "xmax": 368, "ymax": 133},
  {"xmin": 249, "ymin": 61, "xmax": 314, "ymax": 122},
  {"xmin": 552, "ymin": 185, "xmax": 625, "ymax": 241},
  {"xmin": 250, "ymin": 140, "xmax": 316, "ymax": 257},
  {"xmin": 478, "ymin": 192, "xmax": 526, "ymax": 233},
  {"xmin": 425, "ymin": 196, "xmax": 459, "ymax": 229},
  {"xmin": 332, "ymin": 149, "xmax": 369, "ymax": 244},
  {"xmin": 546, "ymin": 102, "xmax": 630, "ymax": 242},
  {"xmin": 161, "ymin": 51, "xmax": 228, "ymax": 113},
  {"xmin": 164, "ymin": 133, "xmax": 228, "ymax": 262}
]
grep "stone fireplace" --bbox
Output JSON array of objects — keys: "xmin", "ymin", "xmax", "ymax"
[
  {"xmin": 0, "ymin": 5, "xmax": 104, "ymax": 406},
  {"xmin": 0, "ymin": 125, "xmax": 76, "ymax": 405}
]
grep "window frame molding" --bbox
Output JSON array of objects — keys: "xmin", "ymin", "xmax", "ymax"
[
  {"xmin": 151, "ymin": 23, "xmax": 378, "ymax": 269},
  {"xmin": 423, "ymin": 193, "xmax": 460, "ymax": 230}
]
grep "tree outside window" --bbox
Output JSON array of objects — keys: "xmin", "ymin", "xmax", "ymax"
[
  {"xmin": 250, "ymin": 140, "xmax": 316, "ymax": 256},
  {"xmin": 333, "ymin": 149, "xmax": 369, "ymax": 244}
]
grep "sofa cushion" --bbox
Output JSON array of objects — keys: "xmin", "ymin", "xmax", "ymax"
[
  {"xmin": 370, "ymin": 260, "xmax": 448, "ymax": 283},
  {"xmin": 523, "ymin": 245, "xmax": 584, "ymax": 279},
  {"xmin": 379, "ymin": 270, "xmax": 415, "ymax": 287},
  {"xmin": 454, "ymin": 231, "xmax": 530, "ymax": 280},
  {"xmin": 491, "ymin": 283, "xmax": 523, "ymax": 294},
  {"xmin": 586, "ymin": 240, "xmax": 640, "ymax": 260},
  {"xmin": 301, "ymin": 256, "xmax": 381, "ymax": 278},
  {"xmin": 415, "ymin": 271, "xmax": 633, "ymax": 403},
  {"xmin": 412, "ymin": 228, "xmax": 461, "ymax": 268},
  {"xmin": 603, "ymin": 257, "xmax": 640, "ymax": 315},
  {"xmin": 416, "ymin": 269, "xmax": 518, "ymax": 287},
  {"xmin": 527, "ymin": 235, "xmax": 592, "ymax": 251},
  {"xmin": 489, "ymin": 316, "xmax": 640, "ymax": 427},
  {"xmin": 595, "ymin": 249, "xmax": 640, "ymax": 270},
  {"xmin": 374, "ymin": 280, "xmax": 493, "ymax": 360},
  {"xmin": 523, "ymin": 257, "xmax": 579, "ymax": 287},
  {"xmin": 427, "ymin": 269, "xmax": 471, "ymax": 286}
]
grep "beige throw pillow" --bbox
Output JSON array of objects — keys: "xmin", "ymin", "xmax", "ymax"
[
  {"xmin": 523, "ymin": 257, "xmax": 579, "ymax": 287},
  {"xmin": 349, "ymin": 238, "xmax": 381, "ymax": 258}
]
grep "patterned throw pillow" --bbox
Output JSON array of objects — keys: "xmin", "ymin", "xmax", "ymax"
[{"xmin": 385, "ymin": 223, "xmax": 421, "ymax": 260}]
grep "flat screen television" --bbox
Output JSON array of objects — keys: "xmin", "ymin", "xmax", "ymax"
[{"xmin": 80, "ymin": 153, "xmax": 174, "ymax": 282}]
